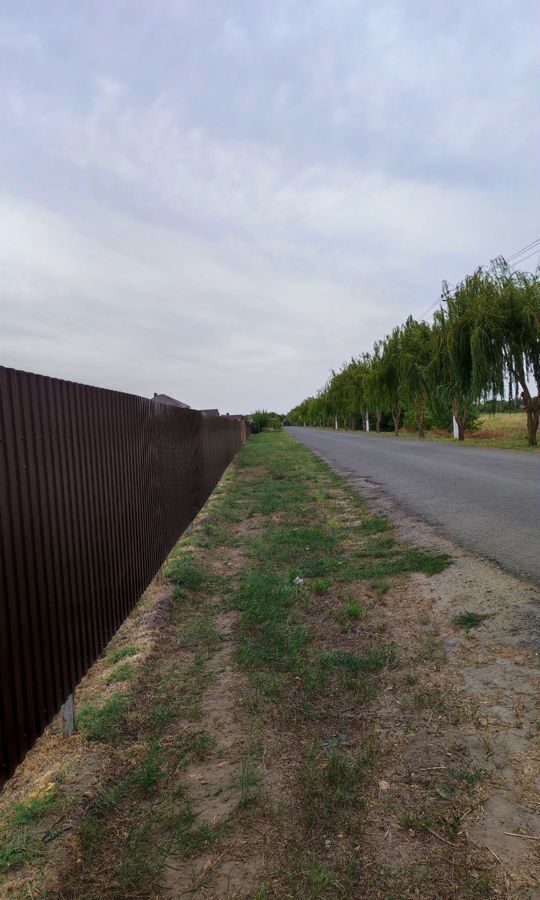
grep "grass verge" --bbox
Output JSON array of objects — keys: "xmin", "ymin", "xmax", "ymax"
[{"xmin": 1, "ymin": 431, "xmax": 506, "ymax": 899}]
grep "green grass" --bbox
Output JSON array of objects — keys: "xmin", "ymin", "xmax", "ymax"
[
  {"xmin": 92, "ymin": 742, "xmax": 166, "ymax": 813},
  {"xmin": 302, "ymin": 742, "xmax": 373, "ymax": 828},
  {"xmin": 320, "ymin": 645, "xmax": 397, "ymax": 674},
  {"xmin": 344, "ymin": 600, "xmax": 363, "ymax": 619},
  {"xmin": 453, "ymin": 611, "xmax": 492, "ymax": 632},
  {"xmin": 0, "ymin": 840, "xmax": 30, "ymax": 873},
  {"xmin": 77, "ymin": 694, "xmax": 127, "ymax": 742},
  {"xmin": 164, "ymin": 555, "xmax": 205, "ymax": 592},
  {"xmin": 322, "ymin": 412, "xmax": 539, "ymax": 453},
  {"xmin": 234, "ymin": 573, "xmax": 309, "ymax": 673},
  {"xmin": 0, "ymin": 787, "xmax": 63, "ymax": 874},
  {"xmin": 7, "ymin": 431, "xmax": 459, "ymax": 898},
  {"xmin": 239, "ymin": 750, "xmax": 261, "ymax": 808},
  {"xmin": 108, "ymin": 644, "xmax": 138, "ymax": 664},
  {"xmin": 10, "ymin": 787, "xmax": 61, "ymax": 826},
  {"xmin": 105, "ymin": 661, "xmax": 134, "ymax": 684}
]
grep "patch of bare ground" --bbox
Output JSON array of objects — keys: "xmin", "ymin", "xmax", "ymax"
[
  {"xmin": 333, "ymin": 470, "xmax": 540, "ymax": 898},
  {"xmin": 160, "ymin": 483, "xmax": 287, "ymax": 897},
  {"xmin": 161, "ymin": 600, "xmax": 265, "ymax": 899}
]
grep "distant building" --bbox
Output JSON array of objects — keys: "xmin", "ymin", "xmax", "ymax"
[
  {"xmin": 200, "ymin": 408, "xmax": 220, "ymax": 417},
  {"xmin": 151, "ymin": 393, "xmax": 190, "ymax": 409},
  {"xmin": 226, "ymin": 414, "xmax": 245, "ymax": 421}
]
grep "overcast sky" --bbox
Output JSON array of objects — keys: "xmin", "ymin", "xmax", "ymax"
[{"xmin": 0, "ymin": 1, "xmax": 538, "ymax": 412}]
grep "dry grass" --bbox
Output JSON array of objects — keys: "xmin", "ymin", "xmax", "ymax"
[
  {"xmin": 331, "ymin": 410, "xmax": 539, "ymax": 451},
  {"xmin": 2, "ymin": 432, "xmax": 539, "ymax": 898}
]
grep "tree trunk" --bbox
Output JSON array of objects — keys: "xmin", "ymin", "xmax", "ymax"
[
  {"xmin": 451, "ymin": 399, "xmax": 468, "ymax": 441},
  {"xmin": 507, "ymin": 364, "xmax": 539, "ymax": 447},
  {"xmin": 526, "ymin": 401, "xmax": 540, "ymax": 447},
  {"xmin": 415, "ymin": 391, "xmax": 426, "ymax": 439},
  {"xmin": 392, "ymin": 410, "xmax": 401, "ymax": 436},
  {"xmin": 376, "ymin": 409, "xmax": 382, "ymax": 432}
]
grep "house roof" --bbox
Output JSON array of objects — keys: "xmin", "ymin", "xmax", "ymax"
[
  {"xmin": 200, "ymin": 408, "xmax": 220, "ymax": 417},
  {"xmin": 151, "ymin": 393, "xmax": 190, "ymax": 409}
]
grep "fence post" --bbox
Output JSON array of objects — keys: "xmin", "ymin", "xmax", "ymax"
[{"xmin": 61, "ymin": 693, "xmax": 75, "ymax": 737}]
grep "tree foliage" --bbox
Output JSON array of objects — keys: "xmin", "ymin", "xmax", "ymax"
[{"xmin": 288, "ymin": 260, "xmax": 540, "ymax": 445}]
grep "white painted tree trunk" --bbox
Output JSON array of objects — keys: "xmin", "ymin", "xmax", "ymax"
[
  {"xmin": 334, "ymin": 417, "xmax": 338, "ymax": 430},
  {"xmin": 452, "ymin": 415, "xmax": 459, "ymax": 439},
  {"xmin": 365, "ymin": 411, "xmax": 370, "ymax": 432}
]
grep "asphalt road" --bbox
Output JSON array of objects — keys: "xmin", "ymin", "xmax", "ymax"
[{"xmin": 287, "ymin": 427, "xmax": 540, "ymax": 585}]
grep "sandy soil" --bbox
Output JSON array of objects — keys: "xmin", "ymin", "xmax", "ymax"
[{"xmin": 343, "ymin": 470, "xmax": 540, "ymax": 896}]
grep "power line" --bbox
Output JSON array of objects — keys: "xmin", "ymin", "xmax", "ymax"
[
  {"xmin": 506, "ymin": 238, "xmax": 540, "ymax": 262},
  {"xmin": 510, "ymin": 248, "xmax": 540, "ymax": 268},
  {"xmin": 418, "ymin": 237, "xmax": 540, "ymax": 322}
]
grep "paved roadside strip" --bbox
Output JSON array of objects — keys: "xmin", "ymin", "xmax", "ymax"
[{"xmin": 1, "ymin": 431, "xmax": 539, "ymax": 899}]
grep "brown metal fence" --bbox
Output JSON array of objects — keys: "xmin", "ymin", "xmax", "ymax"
[{"xmin": 0, "ymin": 366, "xmax": 249, "ymax": 785}]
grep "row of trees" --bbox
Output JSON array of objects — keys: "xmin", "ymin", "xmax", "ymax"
[{"xmin": 287, "ymin": 259, "xmax": 540, "ymax": 446}]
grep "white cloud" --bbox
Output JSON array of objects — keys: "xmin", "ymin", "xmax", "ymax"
[{"xmin": 0, "ymin": 0, "xmax": 538, "ymax": 411}]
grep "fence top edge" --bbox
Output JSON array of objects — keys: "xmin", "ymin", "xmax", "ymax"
[{"xmin": 0, "ymin": 365, "xmax": 246, "ymax": 425}]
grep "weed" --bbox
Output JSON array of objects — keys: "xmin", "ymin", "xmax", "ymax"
[
  {"xmin": 411, "ymin": 688, "xmax": 447, "ymax": 711},
  {"xmin": 448, "ymin": 767, "xmax": 485, "ymax": 789},
  {"xmin": 312, "ymin": 577, "xmax": 332, "ymax": 595},
  {"xmin": 453, "ymin": 611, "xmax": 492, "ymax": 632},
  {"xmin": 399, "ymin": 810, "xmax": 432, "ymax": 833},
  {"xmin": 239, "ymin": 752, "xmax": 261, "ymax": 807},
  {"xmin": 372, "ymin": 579, "xmax": 391, "ymax": 595},
  {"xmin": 344, "ymin": 600, "xmax": 363, "ymax": 619}
]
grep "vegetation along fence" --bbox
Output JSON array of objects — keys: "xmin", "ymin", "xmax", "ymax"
[{"xmin": 0, "ymin": 366, "xmax": 249, "ymax": 785}]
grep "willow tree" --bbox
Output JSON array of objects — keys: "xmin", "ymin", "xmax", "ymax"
[
  {"xmin": 363, "ymin": 342, "xmax": 385, "ymax": 431},
  {"xmin": 344, "ymin": 354, "xmax": 372, "ymax": 429},
  {"xmin": 431, "ymin": 272, "xmax": 488, "ymax": 439},
  {"xmin": 378, "ymin": 328, "xmax": 405, "ymax": 436},
  {"xmin": 476, "ymin": 261, "xmax": 540, "ymax": 446},
  {"xmin": 399, "ymin": 316, "xmax": 433, "ymax": 437}
]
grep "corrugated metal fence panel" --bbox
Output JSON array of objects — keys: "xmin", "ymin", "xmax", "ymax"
[{"xmin": 0, "ymin": 366, "xmax": 247, "ymax": 785}]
